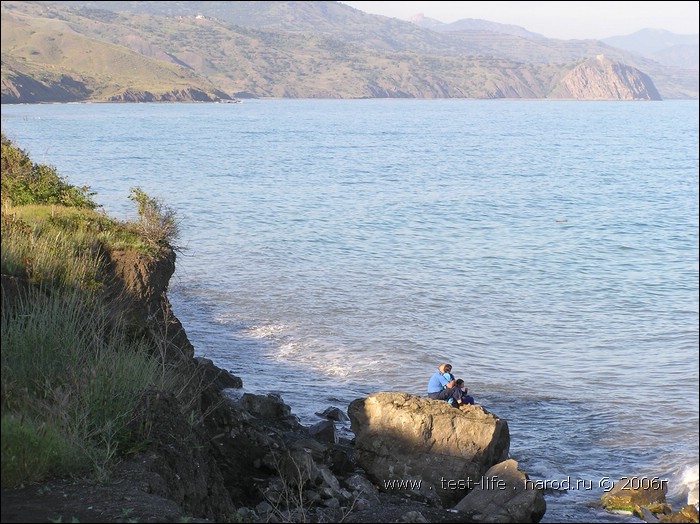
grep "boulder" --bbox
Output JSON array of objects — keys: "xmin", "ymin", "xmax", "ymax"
[
  {"xmin": 453, "ymin": 459, "xmax": 546, "ymax": 523},
  {"xmin": 237, "ymin": 393, "xmax": 292, "ymax": 420},
  {"xmin": 308, "ymin": 419, "xmax": 338, "ymax": 444},
  {"xmin": 343, "ymin": 473, "xmax": 380, "ymax": 503},
  {"xmin": 324, "ymin": 441, "xmax": 356, "ymax": 476},
  {"xmin": 601, "ymin": 476, "xmax": 669, "ymax": 513},
  {"xmin": 660, "ymin": 504, "xmax": 700, "ymax": 523},
  {"xmin": 316, "ymin": 406, "xmax": 350, "ymax": 422},
  {"xmin": 194, "ymin": 357, "xmax": 243, "ymax": 390},
  {"xmin": 348, "ymin": 392, "xmax": 509, "ymax": 505}
]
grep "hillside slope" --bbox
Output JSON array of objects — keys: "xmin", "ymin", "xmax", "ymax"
[
  {"xmin": 1, "ymin": 2, "xmax": 228, "ymax": 102},
  {"xmin": 2, "ymin": 1, "xmax": 695, "ymax": 101}
]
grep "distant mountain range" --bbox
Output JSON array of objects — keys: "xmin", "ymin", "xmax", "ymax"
[
  {"xmin": 1, "ymin": 1, "xmax": 697, "ymax": 103},
  {"xmin": 602, "ymin": 28, "xmax": 699, "ymax": 70},
  {"xmin": 409, "ymin": 13, "xmax": 545, "ymax": 40}
]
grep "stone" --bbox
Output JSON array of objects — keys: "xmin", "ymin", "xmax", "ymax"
[
  {"xmin": 400, "ymin": 510, "xmax": 429, "ymax": 523},
  {"xmin": 317, "ymin": 465, "xmax": 341, "ymax": 493},
  {"xmin": 348, "ymin": 392, "xmax": 509, "ymax": 505},
  {"xmin": 660, "ymin": 504, "xmax": 700, "ymax": 523},
  {"xmin": 601, "ymin": 476, "xmax": 668, "ymax": 512},
  {"xmin": 237, "ymin": 393, "xmax": 292, "ymax": 420},
  {"xmin": 255, "ymin": 500, "xmax": 273, "ymax": 516},
  {"xmin": 236, "ymin": 507, "xmax": 258, "ymax": 521},
  {"xmin": 344, "ymin": 473, "xmax": 380, "ymax": 503},
  {"xmin": 453, "ymin": 459, "xmax": 546, "ymax": 523},
  {"xmin": 194, "ymin": 357, "xmax": 243, "ymax": 390},
  {"xmin": 308, "ymin": 419, "xmax": 338, "ymax": 444},
  {"xmin": 636, "ymin": 507, "xmax": 661, "ymax": 523},
  {"xmin": 325, "ymin": 441, "xmax": 356, "ymax": 476},
  {"xmin": 316, "ymin": 406, "xmax": 350, "ymax": 422}
]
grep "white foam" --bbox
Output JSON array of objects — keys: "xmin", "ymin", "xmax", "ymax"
[
  {"xmin": 680, "ymin": 464, "xmax": 699, "ymax": 506},
  {"xmin": 245, "ymin": 323, "xmax": 290, "ymax": 339}
]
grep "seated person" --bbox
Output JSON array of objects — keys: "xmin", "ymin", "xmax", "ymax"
[
  {"xmin": 449, "ymin": 379, "xmax": 475, "ymax": 407},
  {"xmin": 427, "ymin": 363, "xmax": 456, "ymax": 400}
]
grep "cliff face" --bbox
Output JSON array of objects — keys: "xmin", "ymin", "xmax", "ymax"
[
  {"xmin": 553, "ymin": 55, "xmax": 662, "ymax": 100},
  {"xmin": 0, "ymin": 73, "xmax": 224, "ymax": 103},
  {"xmin": 0, "ymin": 70, "xmax": 92, "ymax": 104},
  {"xmin": 103, "ymin": 247, "xmax": 195, "ymax": 363}
]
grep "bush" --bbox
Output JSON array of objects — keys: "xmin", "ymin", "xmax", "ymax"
[
  {"xmin": 128, "ymin": 186, "xmax": 180, "ymax": 248},
  {"xmin": 1, "ymin": 133, "xmax": 97, "ymax": 209}
]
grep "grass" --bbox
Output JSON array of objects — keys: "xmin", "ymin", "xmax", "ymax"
[
  {"xmin": 1, "ymin": 283, "xmax": 167, "ymax": 487},
  {"xmin": 1, "ymin": 133, "xmax": 185, "ymax": 488}
]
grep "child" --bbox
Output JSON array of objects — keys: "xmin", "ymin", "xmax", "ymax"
[{"xmin": 450, "ymin": 379, "xmax": 475, "ymax": 407}]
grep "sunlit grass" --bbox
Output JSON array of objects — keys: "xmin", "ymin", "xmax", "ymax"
[{"xmin": 1, "ymin": 134, "xmax": 188, "ymax": 488}]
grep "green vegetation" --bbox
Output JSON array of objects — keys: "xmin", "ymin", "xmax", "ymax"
[
  {"xmin": 1, "ymin": 288, "xmax": 161, "ymax": 485},
  {"xmin": 0, "ymin": 134, "xmax": 183, "ymax": 488},
  {"xmin": 128, "ymin": 187, "xmax": 180, "ymax": 250},
  {"xmin": 1, "ymin": 133, "xmax": 96, "ymax": 209}
]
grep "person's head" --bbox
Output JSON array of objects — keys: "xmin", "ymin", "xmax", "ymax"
[
  {"xmin": 455, "ymin": 379, "xmax": 464, "ymax": 389},
  {"xmin": 438, "ymin": 363, "xmax": 452, "ymax": 374}
]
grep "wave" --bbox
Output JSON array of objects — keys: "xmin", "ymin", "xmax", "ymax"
[{"xmin": 680, "ymin": 464, "xmax": 699, "ymax": 506}]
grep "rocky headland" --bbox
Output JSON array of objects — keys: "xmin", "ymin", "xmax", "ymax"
[{"xmin": 552, "ymin": 55, "xmax": 663, "ymax": 100}]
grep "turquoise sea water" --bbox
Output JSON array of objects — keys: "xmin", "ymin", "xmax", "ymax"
[{"xmin": 2, "ymin": 99, "xmax": 698, "ymax": 522}]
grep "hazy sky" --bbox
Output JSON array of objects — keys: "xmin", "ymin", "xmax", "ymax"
[{"xmin": 340, "ymin": 1, "xmax": 700, "ymax": 40}]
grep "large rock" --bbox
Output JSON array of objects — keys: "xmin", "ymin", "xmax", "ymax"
[
  {"xmin": 454, "ymin": 459, "xmax": 546, "ymax": 523},
  {"xmin": 348, "ymin": 392, "xmax": 510, "ymax": 505}
]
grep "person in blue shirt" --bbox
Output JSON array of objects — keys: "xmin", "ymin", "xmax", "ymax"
[{"xmin": 427, "ymin": 363, "xmax": 456, "ymax": 400}]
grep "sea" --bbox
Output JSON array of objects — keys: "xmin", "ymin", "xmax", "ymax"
[{"xmin": 2, "ymin": 99, "xmax": 698, "ymax": 523}]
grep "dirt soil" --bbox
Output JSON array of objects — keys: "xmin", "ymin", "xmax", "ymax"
[
  {"xmin": 1, "ymin": 474, "xmax": 474, "ymax": 524},
  {"xmin": 1, "ymin": 461, "xmax": 192, "ymax": 524}
]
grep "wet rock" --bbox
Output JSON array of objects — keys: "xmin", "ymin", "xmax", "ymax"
[
  {"xmin": 601, "ymin": 476, "xmax": 669, "ymax": 512},
  {"xmin": 660, "ymin": 504, "xmax": 700, "ymax": 523},
  {"xmin": 317, "ymin": 406, "xmax": 350, "ymax": 422}
]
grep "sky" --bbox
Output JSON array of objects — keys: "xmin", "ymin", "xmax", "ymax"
[{"xmin": 340, "ymin": 1, "xmax": 700, "ymax": 40}]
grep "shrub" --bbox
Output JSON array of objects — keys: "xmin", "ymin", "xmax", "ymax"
[
  {"xmin": 128, "ymin": 187, "xmax": 180, "ymax": 248},
  {"xmin": 1, "ymin": 133, "xmax": 97, "ymax": 209}
]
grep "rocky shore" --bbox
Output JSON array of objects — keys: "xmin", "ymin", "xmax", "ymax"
[{"xmin": 2, "ymin": 244, "xmax": 695, "ymax": 523}]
